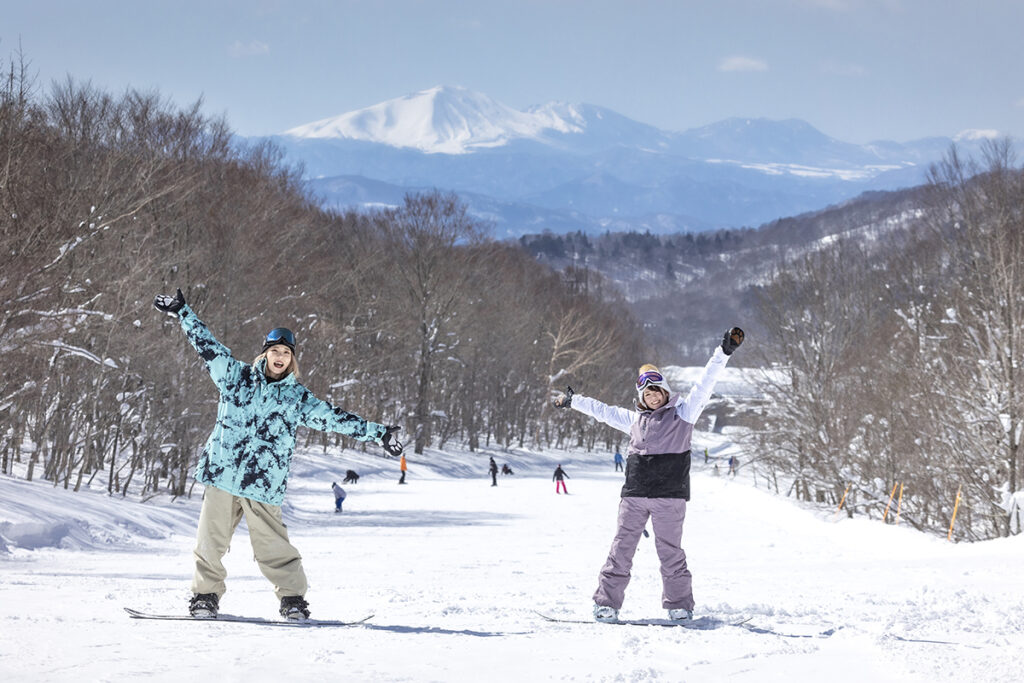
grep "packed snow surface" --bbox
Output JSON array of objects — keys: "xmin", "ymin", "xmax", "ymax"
[{"xmin": 2, "ymin": 432, "xmax": 1021, "ymax": 682}]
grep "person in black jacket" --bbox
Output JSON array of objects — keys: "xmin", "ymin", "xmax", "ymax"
[{"xmin": 553, "ymin": 465, "xmax": 570, "ymax": 494}]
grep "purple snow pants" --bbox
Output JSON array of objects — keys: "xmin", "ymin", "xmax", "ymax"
[{"xmin": 593, "ymin": 497, "xmax": 693, "ymax": 611}]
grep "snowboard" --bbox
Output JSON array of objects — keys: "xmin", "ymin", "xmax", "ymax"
[
  {"xmin": 534, "ymin": 611, "xmax": 840, "ymax": 638},
  {"xmin": 534, "ymin": 610, "xmax": 750, "ymax": 630},
  {"xmin": 124, "ymin": 607, "xmax": 373, "ymax": 628}
]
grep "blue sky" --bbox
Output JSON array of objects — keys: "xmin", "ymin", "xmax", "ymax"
[{"xmin": 3, "ymin": 0, "xmax": 1023, "ymax": 143}]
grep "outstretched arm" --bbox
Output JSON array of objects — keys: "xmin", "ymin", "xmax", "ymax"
[
  {"xmin": 297, "ymin": 391, "xmax": 388, "ymax": 443},
  {"xmin": 571, "ymin": 394, "xmax": 635, "ymax": 435}
]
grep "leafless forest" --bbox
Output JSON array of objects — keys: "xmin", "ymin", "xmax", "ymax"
[
  {"xmin": 2, "ymin": 57, "xmax": 1021, "ymax": 541},
  {"xmin": 0, "ymin": 64, "xmax": 644, "ymax": 500}
]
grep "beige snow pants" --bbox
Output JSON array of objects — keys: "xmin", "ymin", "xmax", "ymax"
[{"xmin": 191, "ymin": 486, "xmax": 308, "ymax": 600}]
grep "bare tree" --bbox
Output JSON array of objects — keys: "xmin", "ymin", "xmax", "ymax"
[{"xmin": 376, "ymin": 192, "xmax": 484, "ymax": 454}]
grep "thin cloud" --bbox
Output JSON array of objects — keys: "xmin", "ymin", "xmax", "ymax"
[
  {"xmin": 228, "ymin": 40, "xmax": 270, "ymax": 58},
  {"xmin": 451, "ymin": 18, "xmax": 483, "ymax": 30},
  {"xmin": 790, "ymin": 0, "xmax": 888, "ymax": 10},
  {"xmin": 718, "ymin": 56, "xmax": 769, "ymax": 73},
  {"xmin": 795, "ymin": 0, "xmax": 850, "ymax": 9},
  {"xmin": 820, "ymin": 60, "xmax": 867, "ymax": 76},
  {"xmin": 1015, "ymin": 96, "xmax": 1024, "ymax": 108}
]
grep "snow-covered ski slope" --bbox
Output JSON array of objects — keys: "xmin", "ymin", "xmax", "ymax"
[{"xmin": 1, "ymin": 430, "xmax": 1021, "ymax": 682}]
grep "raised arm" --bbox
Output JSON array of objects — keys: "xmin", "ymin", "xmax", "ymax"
[
  {"xmin": 677, "ymin": 327, "xmax": 744, "ymax": 424},
  {"xmin": 154, "ymin": 289, "xmax": 244, "ymax": 393}
]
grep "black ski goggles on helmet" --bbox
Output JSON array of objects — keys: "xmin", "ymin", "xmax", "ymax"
[{"xmin": 264, "ymin": 327, "xmax": 295, "ymax": 348}]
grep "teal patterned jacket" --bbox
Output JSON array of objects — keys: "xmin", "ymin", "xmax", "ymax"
[{"xmin": 176, "ymin": 305, "xmax": 387, "ymax": 505}]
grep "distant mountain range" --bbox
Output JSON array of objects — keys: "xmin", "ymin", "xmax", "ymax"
[{"xmin": 258, "ymin": 85, "xmax": 1008, "ymax": 236}]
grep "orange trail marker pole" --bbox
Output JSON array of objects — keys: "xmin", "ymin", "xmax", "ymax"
[
  {"xmin": 948, "ymin": 485, "xmax": 962, "ymax": 541},
  {"xmin": 836, "ymin": 484, "xmax": 850, "ymax": 515},
  {"xmin": 895, "ymin": 483, "xmax": 904, "ymax": 525},
  {"xmin": 883, "ymin": 482, "xmax": 898, "ymax": 522}
]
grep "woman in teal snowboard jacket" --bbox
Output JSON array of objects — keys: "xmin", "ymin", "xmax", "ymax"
[{"xmin": 154, "ymin": 288, "xmax": 403, "ymax": 620}]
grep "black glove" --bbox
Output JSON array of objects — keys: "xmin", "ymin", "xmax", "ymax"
[
  {"xmin": 381, "ymin": 425, "xmax": 404, "ymax": 457},
  {"xmin": 721, "ymin": 327, "xmax": 745, "ymax": 355},
  {"xmin": 552, "ymin": 386, "xmax": 574, "ymax": 409},
  {"xmin": 153, "ymin": 288, "xmax": 186, "ymax": 315}
]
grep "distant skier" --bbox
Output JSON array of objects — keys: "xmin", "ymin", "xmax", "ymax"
[
  {"xmin": 553, "ymin": 465, "xmax": 570, "ymax": 494},
  {"xmin": 502, "ymin": 463, "xmax": 515, "ymax": 475},
  {"xmin": 489, "ymin": 457, "xmax": 499, "ymax": 486},
  {"xmin": 614, "ymin": 450, "xmax": 624, "ymax": 472},
  {"xmin": 552, "ymin": 327, "xmax": 744, "ymax": 623},
  {"xmin": 332, "ymin": 482, "xmax": 346, "ymax": 513},
  {"xmin": 399, "ymin": 453, "xmax": 408, "ymax": 484},
  {"xmin": 153, "ymin": 288, "xmax": 404, "ymax": 621},
  {"xmin": 343, "ymin": 469, "xmax": 360, "ymax": 484}
]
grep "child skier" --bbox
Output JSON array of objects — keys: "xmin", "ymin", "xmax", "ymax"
[
  {"xmin": 332, "ymin": 482, "xmax": 347, "ymax": 513},
  {"xmin": 153, "ymin": 288, "xmax": 404, "ymax": 620},
  {"xmin": 552, "ymin": 328, "xmax": 744, "ymax": 622}
]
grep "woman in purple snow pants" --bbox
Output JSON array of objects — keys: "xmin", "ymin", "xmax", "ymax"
[{"xmin": 552, "ymin": 327, "xmax": 744, "ymax": 622}]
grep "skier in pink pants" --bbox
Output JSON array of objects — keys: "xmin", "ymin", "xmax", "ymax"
[
  {"xmin": 553, "ymin": 465, "xmax": 570, "ymax": 494},
  {"xmin": 553, "ymin": 328, "xmax": 744, "ymax": 622}
]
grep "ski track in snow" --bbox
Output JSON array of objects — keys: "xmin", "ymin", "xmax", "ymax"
[{"xmin": 2, "ymin": 431, "xmax": 1022, "ymax": 682}]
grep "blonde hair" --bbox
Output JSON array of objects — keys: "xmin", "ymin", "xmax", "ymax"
[{"xmin": 254, "ymin": 350, "xmax": 301, "ymax": 379}]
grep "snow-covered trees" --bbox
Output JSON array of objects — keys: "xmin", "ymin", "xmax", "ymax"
[
  {"xmin": 922, "ymin": 140, "xmax": 1024, "ymax": 538},
  {"xmin": 748, "ymin": 240, "xmax": 887, "ymax": 508},
  {"xmin": 750, "ymin": 141, "xmax": 1024, "ymax": 540}
]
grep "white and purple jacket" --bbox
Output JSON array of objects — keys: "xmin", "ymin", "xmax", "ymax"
[{"xmin": 571, "ymin": 347, "xmax": 730, "ymax": 499}]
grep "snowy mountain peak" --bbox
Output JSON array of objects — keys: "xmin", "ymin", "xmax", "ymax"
[
  {"xmin": 953, "ymin": 128, "xmax": 1001, "ymax": 142},
  {"xmin": 285, "ymin": 85, "xmax": 583, "ymax": 154}
]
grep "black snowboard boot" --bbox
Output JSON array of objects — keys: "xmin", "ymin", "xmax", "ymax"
[
  {"xmin": 279, "ymin": 595, "xmax": 310, "ymax": 620},
  {"xmin": 189, "ymin": 593, "xmax": 219, "ymax": 618}
]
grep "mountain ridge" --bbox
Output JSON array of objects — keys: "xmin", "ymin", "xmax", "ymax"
[
  {"xmin": 265, "ymin": 85, "xmax": 1010, "ymax": 235},
  {"xmin": 282, "ymin": 84, "xmax": 1005, "ymax": 164}
]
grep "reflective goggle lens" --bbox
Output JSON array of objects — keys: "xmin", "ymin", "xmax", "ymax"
[
  {"xmin": 636, "ymin": 371, "xmax": 664, "ymax": 390},
  {"xmin": 265, "ymin": 327, "xmax": 295, "ymax": 346}
]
